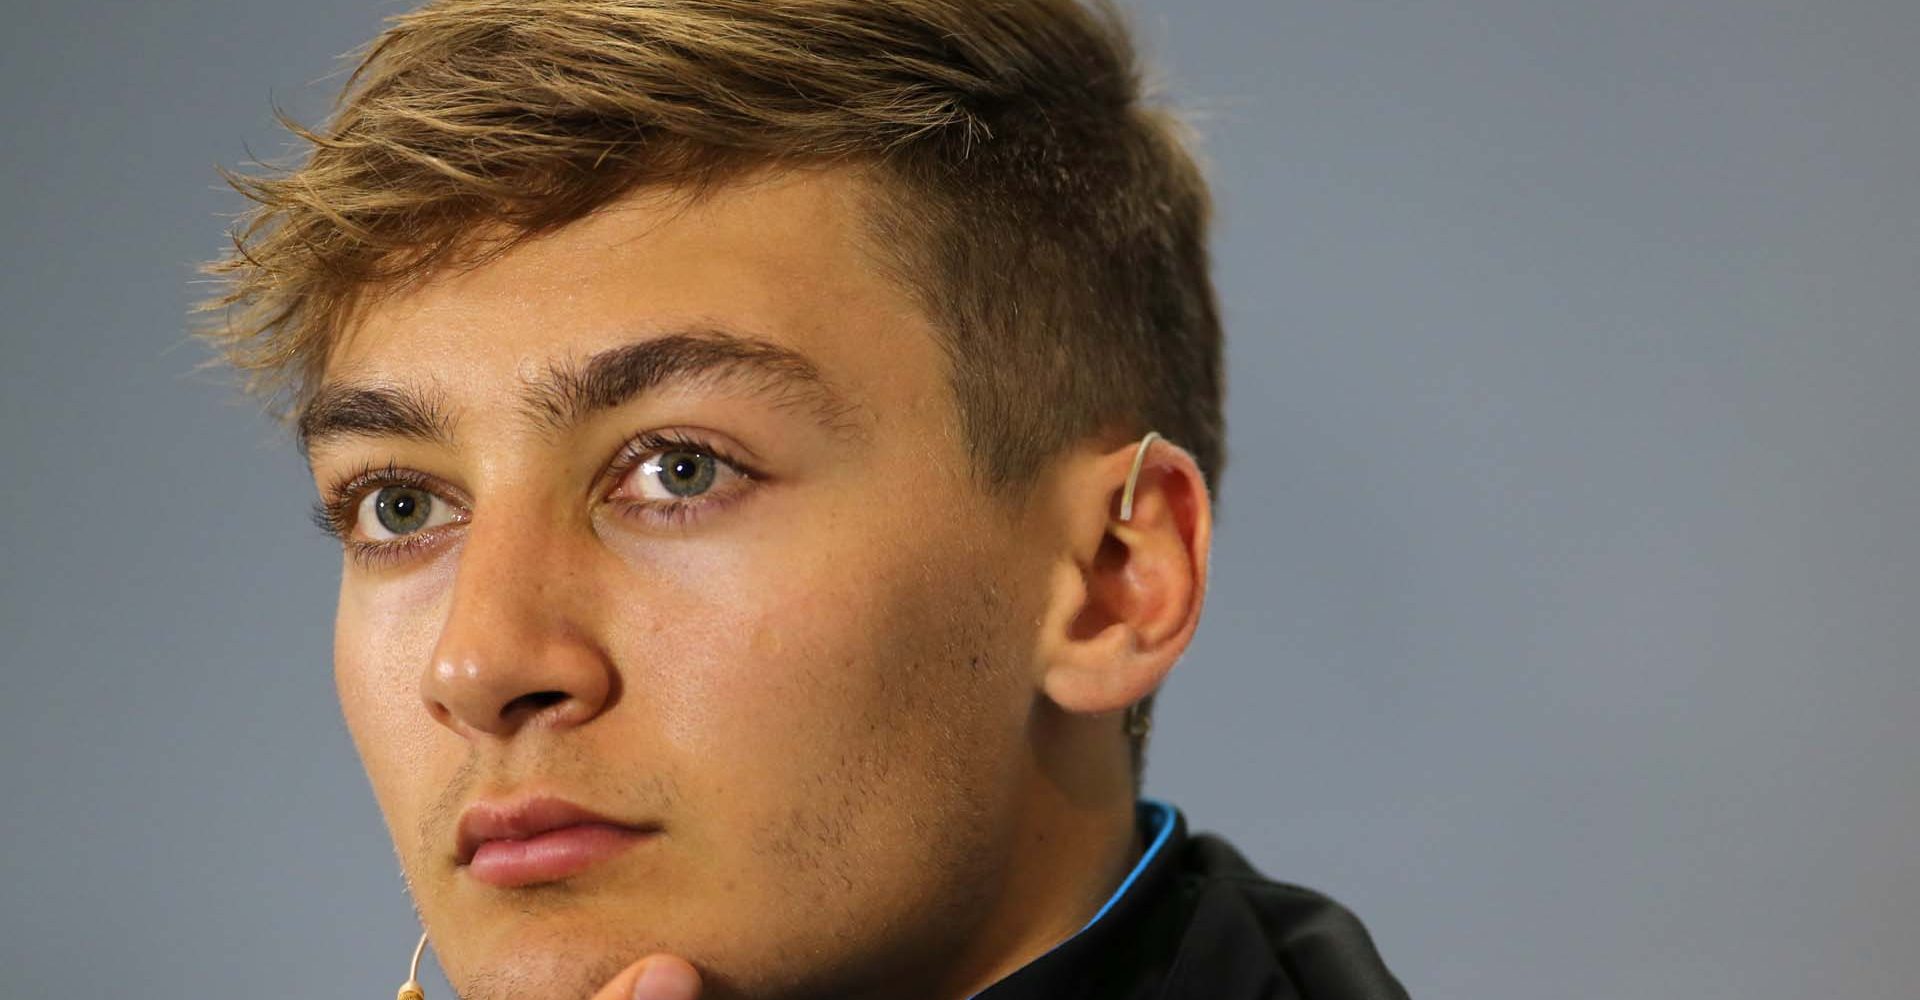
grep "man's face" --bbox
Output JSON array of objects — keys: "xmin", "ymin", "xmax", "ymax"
[{"xmin": 310, "ymin": 170, "xmax": 1055, "ymax": 1000}]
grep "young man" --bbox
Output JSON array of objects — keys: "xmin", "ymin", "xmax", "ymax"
[{"xmin": 203, "ymin": 2, "xmax": 1406, "ymax": 998}]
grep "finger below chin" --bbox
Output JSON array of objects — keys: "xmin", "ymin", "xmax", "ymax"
[{"xmin": 595, "ymin": 954, "xmax": 703, "ymax": 1000}]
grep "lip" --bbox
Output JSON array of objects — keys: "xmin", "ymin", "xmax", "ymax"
[{"xmin": 455, "ymin": 795, "xmax": 658, "ymax": 888}]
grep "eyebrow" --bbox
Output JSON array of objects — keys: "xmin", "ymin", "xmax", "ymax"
[
  {"xmin": 297, "ymin": 381, "xmax": 455, "ymax": 455},
  {"xmin": 525, "ymin": 329, "xmax": 858, "ymax": 433},
  {"xmin": 298, "ymin": 328, "xmax": 861, "ymax": 454}
]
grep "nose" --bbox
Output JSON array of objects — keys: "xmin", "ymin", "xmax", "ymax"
[{"xmin": 421, "ymin": 510, "xmax": 616, "ymax": 741}]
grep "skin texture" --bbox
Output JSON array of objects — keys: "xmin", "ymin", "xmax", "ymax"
[{"xmin": 311, "ymin": 167, "xmax": 1211, "ymax": 1000}]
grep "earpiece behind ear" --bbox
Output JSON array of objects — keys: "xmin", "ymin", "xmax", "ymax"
[
  {"xmin": 1038, "ymin": 429, "xmax": 1211, "ymax": 719},
  {"xmin": 1118, "ymin": 431, "xmax": 1162, "ymax": 522}
]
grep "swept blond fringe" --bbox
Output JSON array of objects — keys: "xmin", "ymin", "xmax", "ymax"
[
  {"xmin": 200, "ymin": 0, "xmax": 1221, "ymax": 774},
  {"xmin": 199, "ymin": 0, "xmax": 1141, "ymax": 402},
  {"xmin": 197, "ymin": 0, "xmax": 1223, "ymax": 486}
]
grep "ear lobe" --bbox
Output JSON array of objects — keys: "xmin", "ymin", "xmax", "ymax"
[{"xmin": 1037, "ymin": 438, "xmax": 1212, "ymax": 717}]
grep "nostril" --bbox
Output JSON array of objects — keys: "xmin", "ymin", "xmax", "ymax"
[{"xmin": 502, "ymin": 689, "xmax": 569, "ymax": 721}]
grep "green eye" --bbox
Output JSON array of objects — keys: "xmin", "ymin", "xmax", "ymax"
[
  {"xmin": 374, "ymin": 486, "xmax": 432, "ymax": 533},
  {"xmin": 357, "ymin": 484, "xmax": 452, "ymax": 539},
  {"xmin": 643, "ymin": 450, "xmax": 718, "ymax": 499}
]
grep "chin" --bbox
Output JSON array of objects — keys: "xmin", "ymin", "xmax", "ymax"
[
  {"xmin": 426, "ymin": 902, "xmax": 663, "ymax": 1000},
  {"xmin": 441, "ymin": 909, "xmax": 869, "ymax": 1000},
  {"xmin": 449, "ymin": 939, "xmax": 639, "ymax": 1000}
]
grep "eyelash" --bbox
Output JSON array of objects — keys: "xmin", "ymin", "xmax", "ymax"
[
  {"xmin": 312, "ymin": 432, "xmax": 758, "ymax": 567},
  {"xmin": 311, "ymin": 461, "xmax": 454, "ymax": 569},
  {"xmin": 604, "ymin": 430, "xmax": 758, "ymax": 527}
]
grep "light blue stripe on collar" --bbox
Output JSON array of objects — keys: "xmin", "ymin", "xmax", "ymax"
[
  {"xmin": 965, "ymin": 798, "xmax": 1179, "ymax": 999},
  {"xmin": 1078, "ymin": 797, "xmax": 1177, "ymax": 932}
]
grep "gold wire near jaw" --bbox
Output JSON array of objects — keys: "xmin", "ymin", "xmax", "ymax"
[{"xmin": 396, "ymin": 932, "xmax": 429, "ymax": 1000}]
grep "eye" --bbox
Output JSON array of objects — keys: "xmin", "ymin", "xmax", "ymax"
[
  {"xmin": 607, "ymin": 434, "xmax": 757, "ymax": 521},
  {"xmin": 356, "ymin": 484, "xmax": 458, "ymax": 540},
  {"xmin": 633, "ymin": 449, "xmax": 725, "ymax": 500}
]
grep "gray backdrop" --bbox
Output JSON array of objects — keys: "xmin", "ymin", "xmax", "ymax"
[{"xmin": 3, "ymin": 1, "xmax": 1915, "ymax": 997}]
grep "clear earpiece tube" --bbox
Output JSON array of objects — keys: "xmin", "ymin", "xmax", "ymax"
[{"xmin": 1119, "ymin": 431, "xmax": 1162, "ymax": 522}]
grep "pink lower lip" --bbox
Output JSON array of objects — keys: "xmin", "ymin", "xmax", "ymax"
[{"xmin": 465, "ymin": 823, "xmax": 654, "ymax": 888}]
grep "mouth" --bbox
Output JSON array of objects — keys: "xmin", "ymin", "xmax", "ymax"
[{"xmin": 455, "ymin": 795, "xmax": 660, "ymax": 889}]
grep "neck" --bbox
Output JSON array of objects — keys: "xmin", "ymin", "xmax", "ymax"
[{"xmin": 925, "ymin": 707, "xmax": 1143, "ymax": 1000}]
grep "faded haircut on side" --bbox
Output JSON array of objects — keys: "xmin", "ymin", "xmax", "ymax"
[{"xmin": 200, "ymin": 0, "xmax": 1225, "ymax": 775}]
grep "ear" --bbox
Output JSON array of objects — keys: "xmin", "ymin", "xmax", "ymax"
[{"xmin": 1034, "ymin": 435, "xmax": 1212, "ymax": 718}]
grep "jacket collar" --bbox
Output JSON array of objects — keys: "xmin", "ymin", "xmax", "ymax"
[{"xmin": 972, "ymin": 800, "xmax": 1186, "ymax": 1000}]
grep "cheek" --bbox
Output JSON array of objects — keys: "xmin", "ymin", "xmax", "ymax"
[
  {"xmin": 609, "ymin": 517, "xmax": 1022, "ymax": 856},
  {"xmin": 604, "ymin": 538, "xmax": 899, "ymax": 780},
  {"xmin": 332, "ymin": 567, "xmax": 452, "ymax": 858}
]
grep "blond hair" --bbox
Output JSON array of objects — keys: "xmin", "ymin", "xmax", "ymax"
[{"xmin": 202, "ymin": 0, "xmax": 1226, "ymax": 769}]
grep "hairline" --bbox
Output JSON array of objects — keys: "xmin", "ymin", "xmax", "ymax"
[{"xmin": 296, "ymin": 163, "xmax": 1070, "ymax": 498}]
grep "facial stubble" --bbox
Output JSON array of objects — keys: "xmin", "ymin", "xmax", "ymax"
[{"xmin": 433, "ymin": 554, "xmax": 1030, "ymax": 1000}]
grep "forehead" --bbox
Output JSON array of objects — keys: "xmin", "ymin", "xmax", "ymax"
[{"xmin": 324, "ymin": 168, "xmax": 943, "ymax": 421}]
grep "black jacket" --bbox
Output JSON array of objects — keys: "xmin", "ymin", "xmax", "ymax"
[{"xmin": 977, "ymin": 805, "xmax": 1408, "ymax": 1000}]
